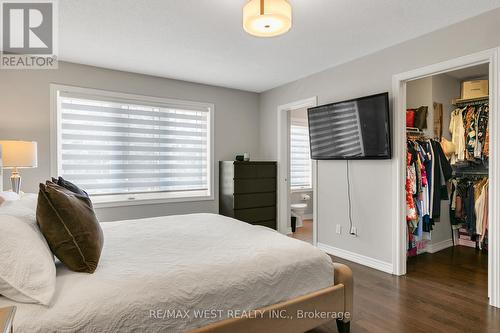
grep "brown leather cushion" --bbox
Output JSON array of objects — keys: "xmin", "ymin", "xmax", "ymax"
[
  {"xmin": 52, "ymin": 176, "xmax": 90, "ymax": 198},
  {"xmin": 36, "ymin": 182, "xmax": 103, "ymax": 273}
]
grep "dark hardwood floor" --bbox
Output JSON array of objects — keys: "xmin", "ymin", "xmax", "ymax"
[
  {"xmin": 310, "ymin": 246, "xmax": 500, "ymax": 333},
  {"xmin": 291, "ymin": 219, "xmax": 313, "ymax": 244}
]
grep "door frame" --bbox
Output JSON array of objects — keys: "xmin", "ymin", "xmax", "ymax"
[
  {"xmin": 277, "ymin": 96, "xmax": 318, "ymax": 244},
  {"xmin": 392, "ymin": 48, "xmax": 500, "ymax": 308}
]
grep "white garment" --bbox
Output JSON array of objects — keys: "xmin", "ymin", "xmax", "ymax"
[
  {"xmin": 475, "ymin": 183, "xmax": 487, "ymax": 235},
  {"xmin": 421, "ymin": 185, "xmax": 429, "ymax": 217},
  {"xmin": 449, "ymin": 108, "xmax": 466, "ymax": 164}
]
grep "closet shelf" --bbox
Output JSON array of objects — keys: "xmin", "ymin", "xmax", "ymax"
[
  {"xmin": 406, "ymin": 127, "xmax": 424, "ymax": 134},
  {"xmin": 452, "ymin": 96, "xmax": 489, "ymax": 107}
]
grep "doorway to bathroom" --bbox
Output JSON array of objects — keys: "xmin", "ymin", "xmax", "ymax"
[
  {"xmin": 277, "ymin": 97, "xmax": 318, "ymax": 245},
  {"xmin": 289, "ymin": 108, "xmax": 314, "ymax": 243}
]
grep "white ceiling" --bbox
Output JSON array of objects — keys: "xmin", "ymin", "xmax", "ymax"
[
  {"xmin": 445, "ymin": 63, "xmax": 490, "ymax": 80},
  {"xmin": 59, "ymin": 0, "xmax": 500, "ymax": 92}
]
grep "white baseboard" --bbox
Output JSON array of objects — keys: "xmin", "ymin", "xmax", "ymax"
[
  {"xmin": 426, "ymin": 238, "xmax": 453, "ymax": 254},
  {"xmin": 302, "ymin": 213, "xmax": 313, "ymax": 220},
  {"xmin": 317, "ymin": 242, "xmax": 393, "ymax": 274}
]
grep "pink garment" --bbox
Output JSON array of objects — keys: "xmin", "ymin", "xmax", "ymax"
[{"xmin": 406, "ymin": 153, "xmax": 417, "ymax": 221}]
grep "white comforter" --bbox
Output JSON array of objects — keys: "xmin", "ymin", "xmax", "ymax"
[{"xmin": 0, "ymin": 213, "xmax": 334, "ymax": 333}]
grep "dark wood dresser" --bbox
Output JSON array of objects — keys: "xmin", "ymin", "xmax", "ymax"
[{"xmin": 219, "ymin": 161, "xmax": 277, "ymax": 229}]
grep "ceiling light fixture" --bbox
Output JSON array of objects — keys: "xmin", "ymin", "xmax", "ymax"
[{"xmin": 243, "ymin": 0, "xmax": 292, "ymax": 37}]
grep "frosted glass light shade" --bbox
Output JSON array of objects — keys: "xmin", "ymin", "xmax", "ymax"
[
  {"xmin": 243, "ymin": 0, "xmax": 292, "ymax": 37},
  {"xmin": 0, "ymin": 141, "xmax": 38, "ymax": 169}
]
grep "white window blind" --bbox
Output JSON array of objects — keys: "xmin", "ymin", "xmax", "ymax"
[
  {"xmin": 290, "ymin": 123, "xmax": 312, "ymax": 189},
  {"xmin": 56, "ymin": 90, "xmax": 211, "ymax": 200}
]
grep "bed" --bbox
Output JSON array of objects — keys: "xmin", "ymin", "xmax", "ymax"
[{"xmin": 0, "ymin": 213, "xmax": 352, "ymax": 333}]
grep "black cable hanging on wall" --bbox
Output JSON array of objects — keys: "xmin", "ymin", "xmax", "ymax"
[{"xmin": 346, "ymin": 160, "xmax": 355, "ymax": 235}]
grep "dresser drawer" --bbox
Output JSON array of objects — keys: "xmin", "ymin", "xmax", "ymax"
[
  {"xmin": 234, "ymin": 164, "xmax": 276, "ymax": 179},
  {"xmin": 234, "ymin": 179, "xmax": 276, "ymax": 193},
  {"xmin": 233, "ymin": 192, "xmax": 276, "ymax": 209},
  {"xmin": 234, "ymin": 206, "xmax": 276, "ymax": 223}
]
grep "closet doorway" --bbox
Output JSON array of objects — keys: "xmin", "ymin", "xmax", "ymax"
[{"xmin": 392, "ymin": 48, "xmax": 500, "ymax": 308}]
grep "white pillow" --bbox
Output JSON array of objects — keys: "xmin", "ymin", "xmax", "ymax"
[
  {"xmin": 0, "ymin": 195, "xmax": 56, "ymax": 305},
  {"xmin": 0, "ymin": 191, "xmax": 20, "ymax": 205},
  {"xmin": 0, "ymin": 193, "xmax": 38, "ymax": 225}
]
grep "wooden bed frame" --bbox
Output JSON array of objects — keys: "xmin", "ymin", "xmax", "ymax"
[{"xmin": 190, "ymin": 263, "xmax": 353, "ymax": 333}]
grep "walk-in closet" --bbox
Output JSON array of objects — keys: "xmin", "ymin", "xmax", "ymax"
[{"xmin": 405, "ymin": 64, "xmax": 490, "ymax": 297}]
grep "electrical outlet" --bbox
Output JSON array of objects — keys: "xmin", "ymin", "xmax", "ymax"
[
  {"xmin": 350, "ymin": 226, "xmax": 358, "ymax": 236},
  {"xmin": 336, "ymin": 224, "xmax": 342, "ymax": 234}
]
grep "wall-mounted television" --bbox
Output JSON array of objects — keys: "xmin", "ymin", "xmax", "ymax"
[{"xmin": 307, "ymin": 92, "xmax": 391, "ymax": 160}]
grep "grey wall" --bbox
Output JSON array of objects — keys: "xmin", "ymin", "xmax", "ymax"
[
  {"xmin": 0, "ymin": 62, "xmax": 260, "ymax": 221},
  {"xmin": 407, "ymin": 77, "xmax": 434, "ymax": 137},
  {"xmin": 259, "ymin": 8, "xmax": 500, "ymax": 264},
  {"xmin": 432, "ymin": 74, "xmax": 462, "ymax": 141}
]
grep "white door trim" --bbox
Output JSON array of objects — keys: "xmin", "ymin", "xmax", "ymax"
[
  {"xmin": 392, "ymin": 48, "xmax": 500, "ymax": 308},
  {"xmin": 277, "ymin": 97, "xmax": 318, "ymax": 244}
]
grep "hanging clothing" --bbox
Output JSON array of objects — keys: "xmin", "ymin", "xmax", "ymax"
[
  {"xmin": 474, "ymin": 179, "xmax": 488, "ymax": 235},
  {"xmin": 481, "ymin": 184, "xmax": 489, "ymax": 244},
  {"xmin": 430, "ymin": 140, "xmax": 453, "ymax": 221},
  {"xmin": 444, "ymin": 99, "xmax": 489, "ymax": 251},
  {"xmin": 449, "ymin": 177, "xmax": 489, "ymax": 249},
  {"xmin": 449, "ymin": 103, "xmax": 489, "ymax": 163},
  {"xmin": 464, "ymin": 106, "xmax": 477, "ymax": 160},
  {"xmin": 483, "ymin": 124, "xmax": 490, "ymax": 158},
  {"xmin": 449, "ymin": 107, "xmax": 466, "ymax": 164},
  {"xmin": 406, "ymin": 138, "xmax": 451, "ymax": 256},
  {"xmin": 406, "ymin": 152, "xmax": 418, "ymax": 222},
  {"xmin": 475, "ymin": 105, "xmax": 488, "ymax": 158}
]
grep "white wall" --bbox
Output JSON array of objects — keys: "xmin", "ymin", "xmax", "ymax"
[
  {"xmin": 259, "ymin": 8, "xmax": 500, "ymax": 265},
  {"xmin": 0, "ymin": 62, "xmax": 260, "ymax": 221}
]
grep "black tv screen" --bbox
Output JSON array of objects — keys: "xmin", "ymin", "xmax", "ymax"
[{"xmin": 307, "ymin": 92, "xmax": 391, "ymax": 160}]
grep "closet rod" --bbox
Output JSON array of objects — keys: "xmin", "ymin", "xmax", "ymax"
[{"xmin": 453, "ymin": 170, "xmax": 489, "ymax": 177}]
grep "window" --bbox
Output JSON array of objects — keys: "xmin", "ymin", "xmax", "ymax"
[
  {"xmin": 290, "ymin": 123, "xmax": 312, "ymax": 189},
  {"xmin": 51, "ymin": 85, "xmax": 213, "ymax": 207}
]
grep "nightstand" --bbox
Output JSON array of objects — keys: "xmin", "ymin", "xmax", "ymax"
[{"xmin": 0, "ymin": 307, "xmax": 15, "ymax": 333}]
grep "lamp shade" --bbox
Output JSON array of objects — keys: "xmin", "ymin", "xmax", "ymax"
[
  {"xmin": 243, "ymin": 0, "xmax": 292, "ymax": 37},
  {"xmin": 0, "ymin": 141, "xmax": 38, "ymax": 169}
]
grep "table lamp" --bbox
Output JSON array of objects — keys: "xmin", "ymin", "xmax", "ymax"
[{"xmin": 0, "ymin": 141, "xmax": 38, "ymax": 194}]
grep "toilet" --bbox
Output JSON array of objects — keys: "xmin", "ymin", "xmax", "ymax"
[{"xmin": 291, "ymin": 194, "xmax": 311, "ymax": 227}]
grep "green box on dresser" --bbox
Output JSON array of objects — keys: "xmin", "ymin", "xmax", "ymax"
[{"xmin": 219, "ymin": 161, "xmax": 277, "ymax": 230}]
